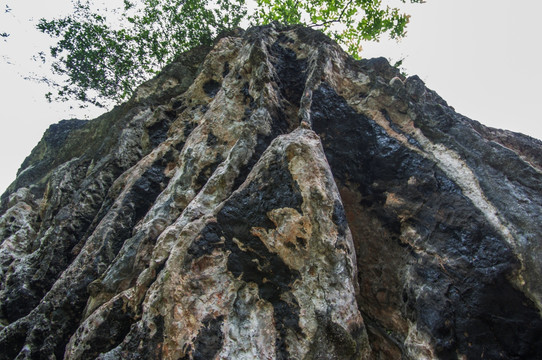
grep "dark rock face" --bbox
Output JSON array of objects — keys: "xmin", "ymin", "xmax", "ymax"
[{"xmin": 1, "ymin": 24, "xmax": 542, "ymax": 359}]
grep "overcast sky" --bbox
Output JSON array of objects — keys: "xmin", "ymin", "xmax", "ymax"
[{"xmin": 1, "ymin": 0, "xmax": 541, "ymax": 194}]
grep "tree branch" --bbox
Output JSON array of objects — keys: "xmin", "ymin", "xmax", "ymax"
[{"xmin": 309, "ymin": 0, "xmax": 353, "ymax": 28}]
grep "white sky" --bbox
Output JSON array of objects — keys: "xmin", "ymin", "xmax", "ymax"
[{"xmin": 1, "ymin": 0, "xmax": 541, "ymax": 194}]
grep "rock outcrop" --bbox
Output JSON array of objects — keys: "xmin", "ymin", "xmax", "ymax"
[{"xmin": 1, "ymin": 24, "xmax": 542, "ymax": 359}]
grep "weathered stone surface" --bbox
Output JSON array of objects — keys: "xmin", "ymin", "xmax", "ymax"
[{"xmin": 1, "ymin": 23, "xmax": 542, "ymax": 359}]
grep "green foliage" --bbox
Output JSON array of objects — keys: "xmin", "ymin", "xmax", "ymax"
[
  {"xmin": 38, "ymin": 0, "xmax": 246, "ymax": 106},
  {"xmin": 38, "ymin": 0, "xmax": 423, "ymax": 106},
  {"xmin": 254, "ymin": 0, "xmax": 424, "ymax": 57}
]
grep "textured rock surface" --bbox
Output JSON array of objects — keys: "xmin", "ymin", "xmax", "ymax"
[{"xmin": 1, "ymin": 24, "xmax": 542, "ymax": 359}]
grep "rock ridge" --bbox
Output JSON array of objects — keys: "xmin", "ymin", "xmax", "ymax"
[{"xmin": 1, "ymin": 23, "xmax": 542, "ymax": 359}]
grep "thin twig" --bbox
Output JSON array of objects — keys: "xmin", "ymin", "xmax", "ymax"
[{"xmin": 309, "ymin": 0, "xmax": 354, "ymax": 28}]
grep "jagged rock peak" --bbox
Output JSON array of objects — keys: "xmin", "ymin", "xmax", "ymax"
[{"xmin": 1, "ymin": 23, "xmax": 542, "ymax": 359}]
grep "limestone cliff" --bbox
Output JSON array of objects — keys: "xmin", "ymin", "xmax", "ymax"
[{"xmin": 1, "ymin": 24, "xmax": 542, "ymax": 359}]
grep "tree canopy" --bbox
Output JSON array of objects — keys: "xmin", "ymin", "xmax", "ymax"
[{"xmin": 37, "ymin": 0, "xmax": 424, "ymax": 107}]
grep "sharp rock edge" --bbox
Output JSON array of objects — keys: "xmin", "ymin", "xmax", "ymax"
[{"xmin": 1, "ymin": 24, "xmax": 542, "ymax": 359}]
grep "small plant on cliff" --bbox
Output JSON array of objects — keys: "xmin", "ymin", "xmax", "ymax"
[{"xmin": 37, "ymin": 0, "xmax": 424, "ymax": 107}]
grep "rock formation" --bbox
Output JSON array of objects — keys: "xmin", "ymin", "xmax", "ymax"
[{"xmin": 1, "ymin": 24, "xmax": 542, "ymax": 359}]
